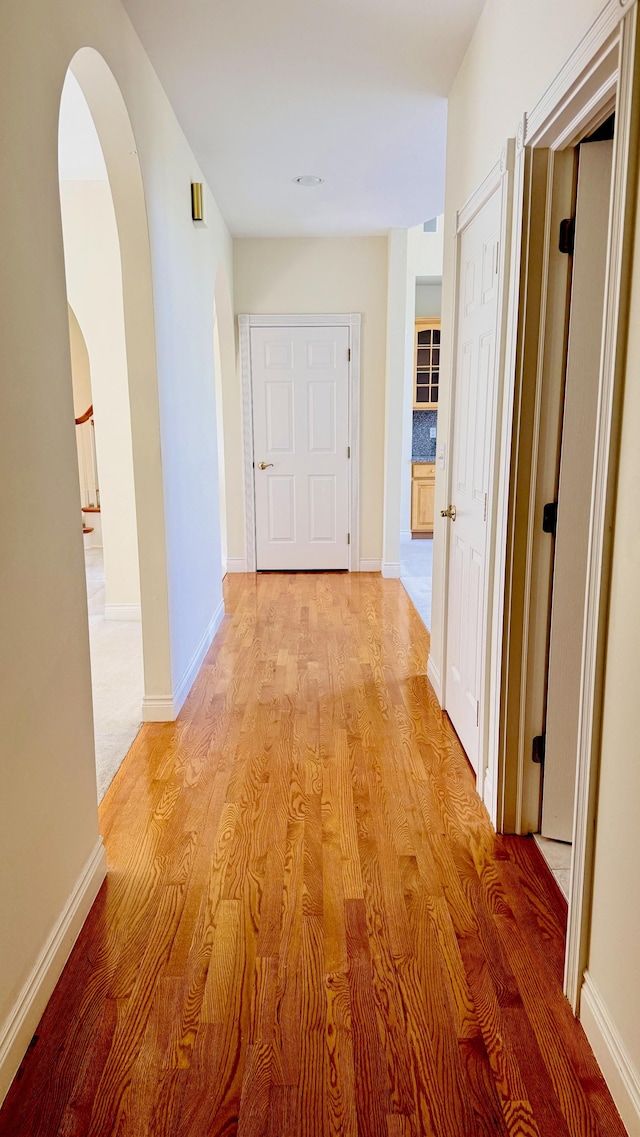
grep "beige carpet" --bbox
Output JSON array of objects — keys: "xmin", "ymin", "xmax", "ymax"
[{"xmin": 85, "ymin": 548, "xmax": 143, "ymax": 802}]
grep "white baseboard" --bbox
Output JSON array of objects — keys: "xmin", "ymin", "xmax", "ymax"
[
  {"xmin": 400, "ymin": 529, "xmax": 412, "ymax": 541},
  {"xmin": 141, "ymin": 695, "xmax": 175, "ymax": 722},
  {"xmin": 358, "ymin": 559, "xmax": 382, "ymax": 573},
  {"xmin": 427, "ymin": 654, "xmax": 442, "ymax": 703},
  {"xmin": 226, "ymin": 558, "xmax": 248, "ymax": 573},
  {"xmin": 581, "ymin": 971, "xmax": 640, "ymax": 1137},
  {"xmin": 483, "ymin": 769, "xmax": 497, "ymax": 826},
  {"xmin": 104, "ymin": 603, "xmax": 141, "ymax": 621},
  {"xmin": 381, "ymin": 562, "xmax": 401, "ymax": 579},
  {"xmin": 142, "ymin": 598, "xmax": 225, "ymax": 723},
  {"xmin": 172, "ymin": 598, "xmax": 225, "ymax": 716},
  {"xmin": 0, "ymin": 839, "xmax": 107, "ymax": 1105}
]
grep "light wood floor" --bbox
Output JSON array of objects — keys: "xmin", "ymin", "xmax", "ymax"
[{"xmin": 0, "ymin": 573, "xmax": 627, "ymax": 1136}]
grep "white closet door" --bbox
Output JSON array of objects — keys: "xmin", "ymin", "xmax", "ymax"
[
  {"xmin": 251, "ymin": 325, "xmax": 350, "ymax": 571},
  {"xmin": 444, "ymin": 186, "xmax": 502, "ymax": 773}
]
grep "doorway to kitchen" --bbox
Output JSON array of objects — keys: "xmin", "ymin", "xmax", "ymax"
[{"xmin": 400, "ymin": 296, "xmax": 441, "ymax": 630}]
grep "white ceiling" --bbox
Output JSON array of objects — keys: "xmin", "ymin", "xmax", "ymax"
[{"xmin": 121, "ymin": 0, "xmax": 485, "ymax": 237}]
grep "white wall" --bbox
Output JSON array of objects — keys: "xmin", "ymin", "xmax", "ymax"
[
  {"xmin": 381, "ymin": 229, "xmax": 413, "ymax": 573},
  {"xmin": 141, "ymin": 156, "xmax": 228, "ymax": 704},
  {"xmin": 0, "ymin": 0, "xmax": 232, "ymax": 1100},
  {"xmin": 233, "ymin": 236, "xmax": 388, "ymax": 567},
  {"xmin": 415, "ymin": 282, "xmax": 443, "ymax": 317},
  {"xmin": 430, "ymin": 0, "xmax": 605, "ymax": 691},
  {"xmin": 214, "ymin": 267, "xmax": 241, "ymax": 573},
  {"xmin": 433, "ymin": 0, "xmax": 640, "ymax": 1129},
  {"xmin": 68, "ymin": 307, "xmax": 92, "ymax": 416},
  {"xmin": 585, "ymin": 165, "xmax": 640, "ymax": 1134},
  {"xmin": 213, "ymin": 316, "xmax": 227, "ymax": 572},
  {"xmin": 411, "ymin": 220, "xmax": 444, "ymax": 279}
]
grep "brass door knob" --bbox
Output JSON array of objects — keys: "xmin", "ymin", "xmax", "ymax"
[
  {"xmin": 258, "ymin": 461, "xmax": 274, "ymax": 470},
  {"xmin": 440, "ymin": 505, "xmax": 457, "ymax": 521}
]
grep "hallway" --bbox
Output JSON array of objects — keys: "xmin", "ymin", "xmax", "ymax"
[{"xmin": 0, "ymin": 573, "xmax": 626, "ymax": 1136}]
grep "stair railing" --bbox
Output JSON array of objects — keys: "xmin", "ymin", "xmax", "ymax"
[{"xmin": 75, "ymin": 405, "xmax": 100, "ymax": 511}]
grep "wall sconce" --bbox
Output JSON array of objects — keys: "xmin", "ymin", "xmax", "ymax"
[{"xmin": 191, "ymin": 182, "xmax": 204, "ymax": 222}]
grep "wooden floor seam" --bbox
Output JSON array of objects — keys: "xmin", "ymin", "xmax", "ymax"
[{"xmin": 0, "ymin": 572, "xmax": 628, "ymax": 1136}]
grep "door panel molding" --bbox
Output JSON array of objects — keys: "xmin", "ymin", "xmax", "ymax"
[
  {"xmin": 238, "ymin": 313, "xmax": 361, "ymax": 573},
  {"xmin": 435, "ymin": 142, "xmax": 515, "ymax": 805}
]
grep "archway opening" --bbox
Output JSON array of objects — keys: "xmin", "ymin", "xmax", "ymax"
[
  {"xmin": 59, "ymin": 67, "xmax": 143, "ymax": 799},
  {"xmin": 58, "ymin": 49, "xmax": 172, "ymax": 797}
]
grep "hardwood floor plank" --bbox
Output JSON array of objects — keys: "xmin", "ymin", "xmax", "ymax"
[
  {"xmin": 267, "ymin": 1084, "xmax": 297, "ymax": 1137},
  {"xmin": 251, "ymin": 956, "xmax": 279, "ymax": 1045},
  {"xmin": 201, "ymin": 897, "xmax": 242, "ymax": 1024},
  {"xmin": 455, "ymin": 914, "xmax": 543, "ymax": 1135},
  {"xmin": 335, "ymin": 727, "xmax": 366, "ymax": 901},
  {"xmin": 321, "ymin": 733, "xmax": 350, "ymax": 974},
  {"xmin": 324, "ymin": 970, "xmax": 359, "ymax": 1137},
  {"xmin": 457, "ymin": 1034, "xmax": 513, "ymax": 1137},
  {"xmin": 237, "ymin": 1041, "xmax": 272, "ymax": 1137},
  {"xmin": 85, "ymin": 876, "xmax": 196, "ymax": 1137},
  {"xmin": 124, "ymin": 979, "xmax": 185, "ymax": 1132},
  {"xmin": 346, "ymin": 898, "xmax": 393, "ymax": 1136},
  {"xmin": 386, "ymin": 1113, "xmax": 416, "ymax": 1137},
  {"xmin": 0, "ymin": 573, "xmax": 628, "ymax": 1137},
  {"xmin": 477, "ymin": 846, "xmax": 627, "ymax": 1136},
  {"xmin": 294, "ymin": 917, "xmax": 325, "ymax": 1135},
  {"xmin": 57, "ymin": 997, "xmax": 119, "ymax": 1137},
  {"xmin": 146, "ymin": 1069, "xmax": 189, "ymax": 1137}
]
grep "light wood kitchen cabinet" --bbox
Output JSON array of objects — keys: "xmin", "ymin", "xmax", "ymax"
[
  {"xmin": 411, "ymin": 462, "xmax": 435, "ymax": 535},
  {"xmin": 413, "ymin": 319, "xmax": 441, "ymax": 409}
]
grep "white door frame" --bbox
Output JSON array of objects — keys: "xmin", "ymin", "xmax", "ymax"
[
  {"xmin": 499, "ymin": 0, "xmax": 639, "ymax": 1010},
  {"xmin": 238, "ymin": 313, "xmax": 361, "ymax": 573},
  {"xmin": 437, "ymin": 143, "xmax": 515, "ymax": 814}
]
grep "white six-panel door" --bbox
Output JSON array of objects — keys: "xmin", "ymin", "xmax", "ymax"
[
  {"xmin": 251, "ymin": 325, "xmax": 350, "ymax": 570},
  {"xmin": 444, "ymin": 186, "xmax": 502, "ymax": 773}
]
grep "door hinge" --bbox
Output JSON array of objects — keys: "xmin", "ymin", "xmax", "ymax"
[
  {"xmin": 476, "ymin": 701, "xmax": 480, "ymax": 727},
  {"xmin": 347, "ymin": 445, "xmax": 351, "ymax": 459},
  {"xmin": 348, "ymin": 348, "xmax": 351, "ymax": 362},
  {"xmin": 532, "ymin": 734, "xmax": 546, "ymax": 765},
  {"xmin": 347, "ymin": 533, "xmax": 351, "ymax": 545},
  {"xmin": 542, "ymin": 501, "xmax": 558, "ymax": 535},
  {"xmin": 483, "ymin": 493, "xmax": 487, "ymax": 522},
  {"xmin": 559, "ymin": 217, "xmax": 575, "ymax": 255}
]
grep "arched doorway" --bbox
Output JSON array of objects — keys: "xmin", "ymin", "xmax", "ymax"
[{"xmin": 58, "ymin": 49, "xmax": 173, "ymax": 795}]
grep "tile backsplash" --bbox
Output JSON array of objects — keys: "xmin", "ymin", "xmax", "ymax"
[{"xmin": 412, "ymin": 410, "xmax": 437, "ymax": 461}]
